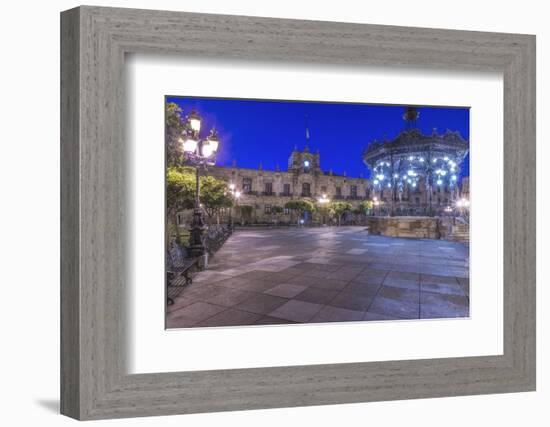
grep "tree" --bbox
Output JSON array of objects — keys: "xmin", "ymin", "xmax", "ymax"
[
  {"xmin": 165, "ymin": 102, "xmax": 186, "ymax": 167},
  {"xmin": 284, "ymin": 199, "xmax": 316, "ymax": 225},
  {"xmin": 166, "ymin": 166, "xmax": 195, "ymax": 242},
  {"xmin": 315, "ymin": 201, "xmax": 331, "ymax": 225},
  {"xmin": 199, "ymin": 175, "xmax": 233, "ymax": 224},
  {"xmin": 359, "ymin": 200, "xmax": 374, "ymax": 216},
  {"xmin": 329, "ymin": 201, "xmax": 352, "ymax": 226},
  {"xmin": 270, "ymin": 206, "xmax": 284, "ymax": 225},
  {"xmin": 271, "ymin": 206, "xmax": 284, "ymax": 214},
  {"xmin": 166, "ymin": 166, "xmax": 232, "ymax": 233}
]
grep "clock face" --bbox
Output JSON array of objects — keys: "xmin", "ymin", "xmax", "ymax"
[{"xmin": 304, "ymin": 160, "xmax": 310, "ymax": 167}]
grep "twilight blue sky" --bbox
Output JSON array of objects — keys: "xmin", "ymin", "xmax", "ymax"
[{"xmin": 166, "ymin": 96, "xmax": 470, "ymax": 179}]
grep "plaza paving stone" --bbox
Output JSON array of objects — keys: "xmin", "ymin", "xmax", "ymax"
[
  {"xmin": 264, "ymin": 283, "xmax": 308, "ymax": 298},
  {"xmin": 269, "ymin": 300, "xmax": 325, "ymax": 323},
  {"xmin": 294, "ymin": 287, "xmax": 340, "ymax": 305},
  {"xmin": 166, "ymin": 226, "xmax": 470, "ymax": 328}
]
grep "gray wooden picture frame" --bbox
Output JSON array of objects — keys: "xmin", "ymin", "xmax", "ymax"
[{"xmin": 60, "ymin": 5, "xmax": 536, "ymax": 420}]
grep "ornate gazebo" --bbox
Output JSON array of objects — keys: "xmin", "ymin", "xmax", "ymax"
[{"xmin": 363, "ymin": 107, "xmax": 469, "ymax": 216}]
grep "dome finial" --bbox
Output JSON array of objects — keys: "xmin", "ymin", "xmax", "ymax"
[{"xmin": 403, "ymin": 106, "xmax": 420, "ymax": 128}]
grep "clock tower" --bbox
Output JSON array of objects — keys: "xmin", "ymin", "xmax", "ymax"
[
  {"xmin": 288, "ymin": 145, "xmax": 321, "ymax": 175},
  {"xmin": 287, "ymin": 115, "xmax": 321, "ymax": 175}
]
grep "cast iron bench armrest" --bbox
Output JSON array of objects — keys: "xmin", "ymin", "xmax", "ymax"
[{"xmin": 166, "ymin": 256, "xmax": 200, "ymax": 305}]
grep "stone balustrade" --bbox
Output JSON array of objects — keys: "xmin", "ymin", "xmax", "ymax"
[{"xmin": 366, "ymin": 216, "xmax": 441, "ymax": 239}]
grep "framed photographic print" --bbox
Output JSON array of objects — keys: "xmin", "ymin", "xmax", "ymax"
[
  {"xmin": 61, "ymin": 6, "xmax": 536, "ymax": 420},
  {"xmin": 164, "ymin": 98, "xmax": 471, "ymax": 329}
]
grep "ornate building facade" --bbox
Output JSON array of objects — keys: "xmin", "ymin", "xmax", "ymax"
[
  {"xmin": 175, "ymin": 107, "xmax": 469, "ymax": 226},
  {"xmin": 208, "ymin": 146, "xmax": 371, "ymax": 224}
]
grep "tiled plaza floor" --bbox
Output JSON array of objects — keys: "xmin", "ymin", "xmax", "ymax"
[{"xmin": 167, "ymin": 226, "xmax": 469, "ymax": 328}]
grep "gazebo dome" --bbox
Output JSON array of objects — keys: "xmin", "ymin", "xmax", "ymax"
[{"xmin": 362, "ymin": 111, "xmax": 469, "ymax": 216}]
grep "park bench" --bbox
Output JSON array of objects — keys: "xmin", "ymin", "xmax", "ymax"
[
  {"xmin": 166, "ymin": 226, "xmax": 233, "ymax": 305},
  {"xmin": 166, "ymin": 243, "xmax": 200, "ymax": 305},
  {"xmin": 204, "ymin": 225, "xmax": 232, "ymax": 254}
]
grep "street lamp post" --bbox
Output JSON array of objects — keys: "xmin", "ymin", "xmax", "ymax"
[
  {"xmin": 180, "ymin": 110, "xmax": 220, "ymax": 257},
  {"xmin": 228, "ymin": 183, "xmax": 241, "ymax": 230},
  {"xmin": 234, "ymin": 191, "xmax": 241, "ymax": 225},
  {"xmin": 317, "ymin": 193, "xmax": 330, "ymax": 225},
  {"xmin": 228, "ymin": 183, "xmax": 235, "ymax": 229},
  {"xmin": 455, "ymin": 197, "xmax": 470, "ymax": 219},
  {"xmin": 373, "ymin": 197, "xmax": 381, "ymax": 216}
]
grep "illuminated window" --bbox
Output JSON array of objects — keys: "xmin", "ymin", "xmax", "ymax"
[{"xmin": 242, "ymin": 177, "xmax": 252, "ymax": 193}]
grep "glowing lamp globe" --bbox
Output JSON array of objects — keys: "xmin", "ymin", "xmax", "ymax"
[
  {"xmin": 201, "ymin": 141, "xmax": 214, "ymax": 157},
  {"xmin": 206, "ymin": 129, "xmax": 220, "ymax": 153},
  {"xmin": 188, "ymin": 110, "xmax": 201, "ymax": 132},
  {"xmin": 182, "ymin": 137, "xmax": 197, "ymax": 153}
]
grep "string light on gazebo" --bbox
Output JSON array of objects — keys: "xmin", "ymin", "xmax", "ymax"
[{"xmin": 363, "ymin": 106, "xmax": 469, "ymax": 216}]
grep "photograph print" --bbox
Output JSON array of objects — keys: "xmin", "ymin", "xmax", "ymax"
[{"xmin": 165, "ymin": 96, "xmax": 470, "ymax": 329}]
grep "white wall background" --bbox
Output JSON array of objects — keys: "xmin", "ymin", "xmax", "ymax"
[{"xmin": 0, "ymin": 0, "xmax": 546, "ymax": 425}]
